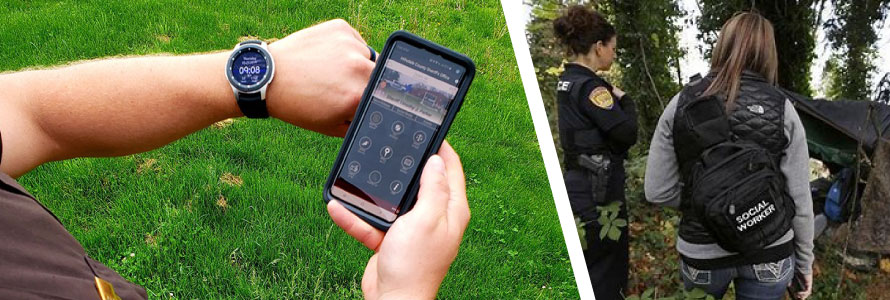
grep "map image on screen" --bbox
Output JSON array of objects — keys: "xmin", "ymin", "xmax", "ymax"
[{"xmin": 371, "ymin": 60, "xmax": 458, "ymax": 124}]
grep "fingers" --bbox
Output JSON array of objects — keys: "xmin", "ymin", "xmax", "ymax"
[
  {"xmin": 336, "ymin": 18, "xmax": 368, "ymax": 46},
  {"xmin": 438, "ymin": 141, "xmax": 470, "ymax": 228},
  {"xmin": 361, "ymin": 254, "xmax": 380, "ymax": 299},
  {"xmin": 796, "ymin": 274, "xmax": 813, "ymax": 299},
  {"xmin": 412, "ymin": 154, "xmax": 451, "ymax": 219},
  {"xmin": 327, "ymin": 200, "xmax": 384, "ymax": 251}
]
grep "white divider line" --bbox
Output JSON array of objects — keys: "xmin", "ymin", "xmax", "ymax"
[{"xmin": 500, "ymin": 1, "xmax": 595, "ymax": 299}]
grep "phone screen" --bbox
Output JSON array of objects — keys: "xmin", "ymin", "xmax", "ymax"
[{"xmin": 331, "ymin": 41, "xmax": 467, "ymax": 221}]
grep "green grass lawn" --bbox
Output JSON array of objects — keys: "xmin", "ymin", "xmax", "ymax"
[{"xmin": 0, "ymin": 1, "xmax": 577, "ymax": 299}]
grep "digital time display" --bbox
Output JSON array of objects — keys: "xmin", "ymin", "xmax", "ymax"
[{"xmin": 231, "ymin": 49, "xmax": 267, "ymax": 86}]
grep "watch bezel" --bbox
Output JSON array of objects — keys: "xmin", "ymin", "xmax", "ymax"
[{"xmin": 226, "ymin": 43, "xmax": 274, "ymax": 93}]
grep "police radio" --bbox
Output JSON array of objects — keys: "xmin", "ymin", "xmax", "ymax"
[{"xmin": 323, "ymin": 31, "xmax": 475, "ymax": 231}]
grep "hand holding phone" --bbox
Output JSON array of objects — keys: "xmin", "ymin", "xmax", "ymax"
[
  {"xmin": 327, "ymin": 141, "xmax": 469, "ymax": 299},
  {"xmin": 787, "ymin": 271, "xmax": 812, "ymax": 299},
  {"xmin": 324, "ymin": 31, "xmax": 475, "ymax": 230}
]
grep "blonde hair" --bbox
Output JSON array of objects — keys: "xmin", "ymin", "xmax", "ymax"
[{"xmin": 704, "ymin": 12, "xmax": 778, "ymax": 110}]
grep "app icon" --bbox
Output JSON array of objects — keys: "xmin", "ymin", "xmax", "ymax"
[
  {"xmin": 347, "ymin": 161, "xmax": 361, "ymax": 176},
  {"xmin": 413, "ymin": 131, "xmax": 426, "ymax": 144},
  {"xmin": 380, "ymin": 146, "xmax": 393, "ymax": 160},
  {"xmin": 401, "ymin": 155, "xmax": 414, "ymax": 169},
  {"xmin": 368, "ymin": 171, "xmax": 382, "ymax": 185},
  {"xmin": 358, "ymin": 136, "xmax": 372, "ymax": 151},
  {"xmin": 370, "ymin": 111, "xmax": 383, "ymax": 126},
  {"xmin": 392, "ymin": 121, "xmax": 405, "ymax": 135},
  {"xmin": 390, "ymin": 180, "xmax": 403, "ymax": 194}
]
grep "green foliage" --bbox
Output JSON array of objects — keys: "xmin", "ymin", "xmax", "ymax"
[
  {"xmin": 596, "ymin": 201, "xmax": 627, "ymax": 241},
  {"xmin": 526, "ymin": 0, "xmax": 584, "ymax": 165},
  {"xmin": 698, "ymin": 0, "xmax": 817, "ymax": 97},
  {"xmin": 1, "ymin": 1, "xmax": 577, "ymax": 298},
  {"xmin": 824, "ymin": 0, "xmax": 890, "ymax": 100},
  {"xmin": 600, "ymin": 0, "xmax": 685, "ymax": 150},
  {"xmin": 576, "ymin": 215, "xmax": 588, "ymax": 250}
]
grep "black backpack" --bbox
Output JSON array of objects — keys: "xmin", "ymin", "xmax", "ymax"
[{"xmin": 679, "ymin": 94, "xmax": 796, "ymax": 253}]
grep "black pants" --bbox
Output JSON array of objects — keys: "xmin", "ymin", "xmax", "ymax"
[{"xmin": 565, "ymin": 169, "xmax": 629, "ymax": 300}]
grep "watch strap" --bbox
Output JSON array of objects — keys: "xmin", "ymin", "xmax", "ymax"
[{"xmin": 236, "ymin": 92, "xmax": 269, "ymax": 119}]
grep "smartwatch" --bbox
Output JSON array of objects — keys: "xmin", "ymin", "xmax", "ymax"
[{"xmin": 226, "ymin": 40, "xmax": 274, "ymax": 118}]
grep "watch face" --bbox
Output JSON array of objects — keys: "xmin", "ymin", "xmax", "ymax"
[{"xmin": 231, "ymin": 47, "xmax": 268, "ymax": 86}]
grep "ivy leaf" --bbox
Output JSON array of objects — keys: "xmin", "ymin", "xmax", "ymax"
[
  {"xmin": 597, "ymin": 213, "xmax": 610, "ymax": 225},
  {"xmin": 613, "ymin": 219, "xmax": 627, "ymax": 228},
  {"xmin": 599, "ymin": 223, "xmax": 610, "ymax": 240},
  {"xmin": 608, "ymin": 226, "xmax": 621, "ymax": 240},
  {"xmin": 687, "ymin": 288, "xmax": 707, "ymax": 299}
]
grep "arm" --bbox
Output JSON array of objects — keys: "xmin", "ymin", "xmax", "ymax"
[
  {"xmin": 607, "ymin": 94, "xmax": 639, "ymax": 152},
  {"xmin": 782, "ymin": 100, "xmax": 815, "ymax": 280},
  {"xmin": 644, "ymin": 95, "xmax": 682, "ymax": 207},
  {"xmin": 577, "ymin": 83, "xmax": 637, "ymax": 153},
  {"xmin": 0, "ymin": 19, "xmax": 374, "ymax": 178}
]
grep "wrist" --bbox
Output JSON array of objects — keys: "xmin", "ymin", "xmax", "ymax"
[
  {"xmin": 195, "ymin": 52, "xmax": 243, "ymax": 120},
  {"xmin": 264, "ymin": 42, "xmax": 287, "ymax": 120}
]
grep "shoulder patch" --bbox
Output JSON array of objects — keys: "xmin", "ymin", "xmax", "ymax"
[
  {"xmin": 556, "ymin": 80, "xmax": 573, "ymax": 92},
  {"xmin": 588, "ymin": 87, "xmax": 614, "ymax": 110}
]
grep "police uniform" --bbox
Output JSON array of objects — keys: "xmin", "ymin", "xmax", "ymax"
[
  {"xmin": 557, "ymin": 63, "xmax": 638, "ymax": 300},
  {"xmin": 0, "ymin": 131, "xmax": 147, "ymax": 300}
]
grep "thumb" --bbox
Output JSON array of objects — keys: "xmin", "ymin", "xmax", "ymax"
[{"xmin": 411, "ymin": 155, "xmax": 450, "ymax": 217}]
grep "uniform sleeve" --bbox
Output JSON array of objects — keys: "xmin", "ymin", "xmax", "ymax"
[
  {"xmin": 577, "ymin": 81, "xmax": 637, "ymax": 151},
  {"xmin": 782, "ymin": 99, "xmax": 815, "ymax": 275},
  {"xmin": 608, "ymin": 95, "xmax": 639, "ymax": 153},
  {"xmin": 644, "ymin": 94, "xmax": 682, "ymax": 208}
]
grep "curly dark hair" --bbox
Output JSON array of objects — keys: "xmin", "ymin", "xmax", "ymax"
[{"xmin": 552, "ymin": 5, "xmax": 616, "ymax": 56}]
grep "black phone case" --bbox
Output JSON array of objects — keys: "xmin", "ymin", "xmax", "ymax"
[
  {"xmin": 786, "ymin": 272, "xmax": 806, "ymax": 298},
  {"xmin": 322, "ymin": 30, "xmax": 476, "ymax": 231}
]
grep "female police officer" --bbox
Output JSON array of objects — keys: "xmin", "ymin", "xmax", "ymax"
[
  {"xmin": 645, "ymin": 12, "xmax": 814, "ymax": 299},
  {"xmin": 553, "ymin": 5, "xmax": 638, "ymax": 299}
]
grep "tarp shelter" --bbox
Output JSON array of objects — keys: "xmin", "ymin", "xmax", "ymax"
[
  {"xmin": 785, "ymin": 91, "xmax": 890, "ymax": 168},
  {"xmin": 784, "ymin": 90, "xmax": 890, "ymax": 254}
]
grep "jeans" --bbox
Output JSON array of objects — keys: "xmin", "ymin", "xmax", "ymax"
[{"xmin": 680, "ymin": 256, "xmax": 794, "ymax": 300}]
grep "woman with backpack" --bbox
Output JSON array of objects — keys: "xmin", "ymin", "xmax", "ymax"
[
  {"xmin": 552, "ymin": 5, "xmax": 639, "ymax": 300},
  {"xmin": 644, "ymin": 12, "xmax": 814, "ymax": 299}
]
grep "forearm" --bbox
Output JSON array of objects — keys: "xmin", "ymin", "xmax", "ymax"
[
  {"xmin": 0, "ymin": 52, "xmax": 238, "ymax": 176},
  {"xmin": 609, "ymin": 96, "xmax": 639, "ymax": 152}
]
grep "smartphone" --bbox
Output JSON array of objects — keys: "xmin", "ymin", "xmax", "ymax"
[
  {"xmin": 786, "ymin": 272, "xmax": 806, "ymax": 298},
  {"xmin": 323, "ymin": 31, "xmax": 475, "ymax": 231}
]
